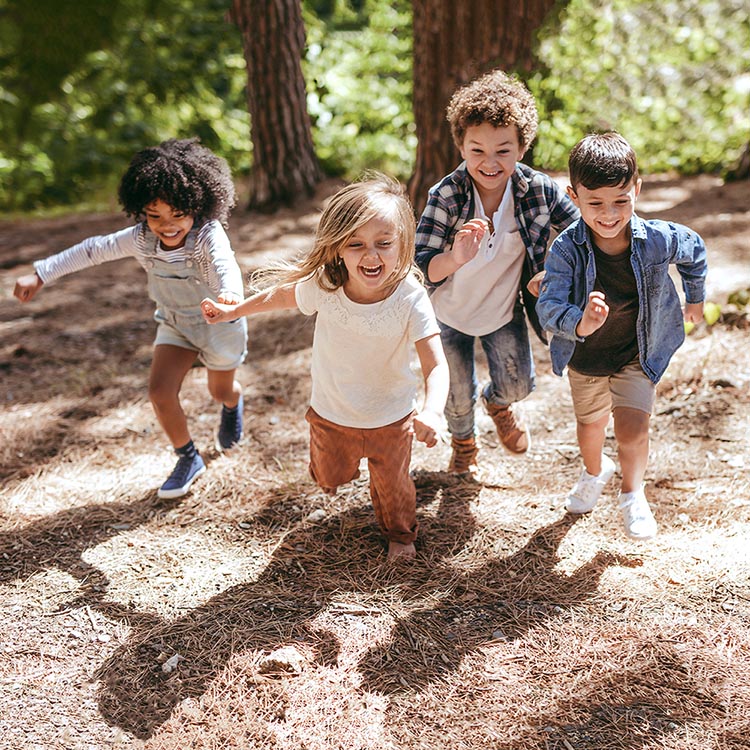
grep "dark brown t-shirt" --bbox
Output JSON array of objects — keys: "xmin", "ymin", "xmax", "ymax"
[{"xmin": 568, "ymin": 245, "xmax": 639, "ymax": 376}]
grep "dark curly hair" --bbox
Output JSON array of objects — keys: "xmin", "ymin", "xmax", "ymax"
[
  {"xmin": 568, "ymin": 132, "xmax": 639, "ymax": 191},
  {"xmin": 446, "ymin": 69, "xmax": 538, "ymax": 152},
  {"xmin": 118, "ymin": 138, "xmax": 236, "ymax": 227}
]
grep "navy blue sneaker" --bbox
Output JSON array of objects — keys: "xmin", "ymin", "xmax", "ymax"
[
  {"xmin": 158, "ymin": 450, "xmax": 206, "ymax": 499},
  {"xmin": 217, "ymin": 393, "xmax": 243, "ymax": 451}
]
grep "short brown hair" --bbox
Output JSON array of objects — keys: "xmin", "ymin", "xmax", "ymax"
[
  {"xmin": 446, "ymin": 69, "xmax": 538, "ymax": 151},
  {"xmin": 568, "ymin": 132, "xmax": 639, "ymax": 191}
]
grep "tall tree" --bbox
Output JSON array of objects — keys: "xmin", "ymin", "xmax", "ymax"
[
  {"xmin": 409, "ymin": 0, "xmax": 566, "ymax": 212},
  {"xmin": 231, "ymin": 0, "xmax": 323, "ymax": 210}
]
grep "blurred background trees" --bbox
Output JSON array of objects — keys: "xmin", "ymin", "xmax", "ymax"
[{"xmin": 0, "ymin": 0, "xmax": 747, "ymax": 213}]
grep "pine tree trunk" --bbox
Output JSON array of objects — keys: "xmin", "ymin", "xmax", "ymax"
[
  {"xmin": 726, "ymin": 142, "xmax": 750, "ymax": 181},
  {"xmin": 409, "ymin": 0, "xmax": 565, "ymax": 213},
  {"xmin": 231, "ymin": 0, "xmax": 323, "ymax": 211}
]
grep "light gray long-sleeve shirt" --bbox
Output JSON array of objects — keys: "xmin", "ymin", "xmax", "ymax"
[{"xmin": 33, "ymin": 219, "xmax": 244, "ymax": 298}]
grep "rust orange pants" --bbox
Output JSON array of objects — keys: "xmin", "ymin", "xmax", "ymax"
[{"xmin": 305, "ymin": 407, "xmax": 418, "ymax": 545}]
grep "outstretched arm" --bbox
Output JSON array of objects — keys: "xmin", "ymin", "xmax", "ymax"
[
  {"xmin": 201, "ymin": 284, "xmax": 298, "ymax": 323},
  {"xmin": 14, "ymin": 273, "xmax": 44, "ymax": 303},
  {"xmin": 412, "ymin": 333, "xmax": 449, "ymax": 448}
]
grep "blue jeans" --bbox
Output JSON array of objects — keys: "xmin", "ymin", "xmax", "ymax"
[{"xmin": 440, "ymin": 303, "xmax": 535, "ymax": 439}]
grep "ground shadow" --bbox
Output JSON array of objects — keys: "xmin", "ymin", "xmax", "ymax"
[
  {"xmin": 357, "ymin": 514, "xmax": 640, "ymax": 693},
  {"xmin": 0, "ymin": 492, "xmax": 182, "ymax": 609},
  {"xmin": 92, "ymin": 475, "xmax": 481, "ymax": 738}
]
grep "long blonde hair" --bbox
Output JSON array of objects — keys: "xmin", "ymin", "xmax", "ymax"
[{"xmin": 249, "ymin": 172, "xmax": 418, "ymax": 295}]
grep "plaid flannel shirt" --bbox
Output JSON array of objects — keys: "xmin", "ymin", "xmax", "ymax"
[{"xmin": 415, "ymin": 162, "xmax": 579, "ymax": 341}]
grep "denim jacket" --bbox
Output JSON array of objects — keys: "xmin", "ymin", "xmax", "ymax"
[
  {"xmin": 415, "ymin": 162, "xmax": 579, "ymax": 342},
  {"xmin": 537, "ymin": 214, "xmax": 707, "ymax": 383}
]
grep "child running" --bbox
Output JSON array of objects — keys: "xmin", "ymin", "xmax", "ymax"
[
  {"xmin": 415, "ymin": 69, "xmax": 579, "ymax": 476},
  {"xmin": 14, "ymin": 138, "xmax": 247, "ymax": 499},
  {"xmin": 537, "ymin": 132, "xmax": 707, "ymax": 539},
  {"xmin": 201, "ymin": 174, "xmax": 448, "ymax": 561}
]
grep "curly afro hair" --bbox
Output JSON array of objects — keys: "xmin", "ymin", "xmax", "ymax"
[
  {"xmin": 118, "ymin": 138, "xmax": 236, "ymax": 227},
  {"xmin": 446, "ymin": 69, "xmax": 538, "ymax": 152}
]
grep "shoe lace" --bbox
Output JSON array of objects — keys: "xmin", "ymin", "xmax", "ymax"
[
  {"xmin": 169, "ymin": 453, "xmax": 195, "ymax": 484},
  {"xmin": 221, "ymin": 406, "xmax": 239, "ymax": 436},
  {"xmin": 491, "ymin": 407, "xmax": 520, "ymax": 436}
]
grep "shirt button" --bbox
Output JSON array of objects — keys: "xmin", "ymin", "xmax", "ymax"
[{"xmin": 186, "ymin": 260, "xmax": 193, "ymax": 267}]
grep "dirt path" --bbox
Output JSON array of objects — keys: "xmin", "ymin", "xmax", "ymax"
[{"xmin": 0, "ymin": 175, "xmax": 748, "ymax": 749}]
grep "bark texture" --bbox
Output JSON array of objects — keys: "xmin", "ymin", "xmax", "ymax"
[
  {"xmin": 232, "ymin": 0, "xmax": 323, "ymax": 210},
  {"xmin": 409, "ymin": 0, "xmax": 565, "ymax": 212}
]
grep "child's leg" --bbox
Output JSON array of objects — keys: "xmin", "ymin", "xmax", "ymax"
[
  {"xmin": 480, "ymin": 302, "xmax": 535, "ymax": 406},
  {"xmin": 149, "ymin": 344, "xmax": 198, "ymax": 448},
  {"xmin": 577, "ymin": 414, "xmax": 610, "ymax": 476},
  {"xmin": 305, "ymin": 408, "xmax": 363, "ymax": 495},
  {"xmin": 479, "ymin": 303, "xmax": 534, "ymax": 453},
  {"xmin": 612, "ymin": 407, "xmax": 650, "ymax": 493},
  {"xmin": 439, "ymin": 323, "xmax": 479, "ymax": 440},
  {"xmin": 364, "ymin": 413, "xmax": 417, "ymax": 560},
  {"xmin": 565, "ymin": 370, "xmax": 615, "ymax": 513},
  {"xmin": 208, "ymin": 368, "xmax": 243, "ymax": 450},
  {"xmin": 206, "ymin": 368, "xmax": 241, "ymax": 407}
]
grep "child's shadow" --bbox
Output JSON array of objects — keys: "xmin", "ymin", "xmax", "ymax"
[
  {"xmin": 357, "ymin": 513, "xmax": 642, "ymax": 694},
  {"xmin": 0, "ymin": 492, "xmax": 181, "ymax": 610},
  {"xmin": 93, "ymin": 475, "xmax": 482, "ymax": 739}
]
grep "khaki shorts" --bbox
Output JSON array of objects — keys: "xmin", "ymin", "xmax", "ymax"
[{"xmin": 567, "ymin": 359, "xmax": 655, "ymax": 424}]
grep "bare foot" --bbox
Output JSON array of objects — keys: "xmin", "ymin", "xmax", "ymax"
[{"xmin": 387, "ymin": 541, "xmax": 416, "ymax": 562}]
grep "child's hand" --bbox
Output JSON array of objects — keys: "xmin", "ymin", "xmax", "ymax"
[
  {"xmin": 451, "ymin": 218, "xmax": 487, "ymax": 268},
  {"xmin": 14, "ymin": 273, "xmax": 44, "ymax": 303},
  {"xmin": 201, "ymin": 297, "xmax": 238, "ymax": 324},
  {"xmin": 576, "ymin": 291, "xmax": 609, "ymax": 337},
  {"xmin": 217, "ymin": 291, "xmax": 242, "ymax": 305},
  {"xmin": 683, "ymin": 301, "xmax": 704, "ymax": 324},
  {"xmin": 412, "ymin": 410, "xmax": 442, "ymax": 448},
  {"xmin": 527, "ymin": 270, "xmax": 545, "ymax": 297}
]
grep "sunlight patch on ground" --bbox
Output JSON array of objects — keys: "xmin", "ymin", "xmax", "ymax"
[
  {"xmin": 2, "ymin": 452, "xmax": 167, "ymax": 517},
  {"xmin": 83, "ymin": 529, "xmax": 271, "ymax": 615}
]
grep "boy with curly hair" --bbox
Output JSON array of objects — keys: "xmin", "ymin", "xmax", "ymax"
[
  {"xmin": 415, "ymin": 69, "xmax": 579, "ymax": 475},
  {"xmin": 14, "ymin": 138, "xmax": 247, "ymax": 498}
]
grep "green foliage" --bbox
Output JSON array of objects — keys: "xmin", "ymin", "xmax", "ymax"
[
  {"xmin": 1, "ymin": 0, "xmax": 748, "ymax": 212},
  {"xmin": 529, "ymin": 0, "xmax": 750, "ymax": 174},
  {"xmin": 0, "ymin": 0, "xmax": 250, "ymax": 211},
  {"xmin": 303, "ymin": 0, "xmax": 415, "ymax": 180}
]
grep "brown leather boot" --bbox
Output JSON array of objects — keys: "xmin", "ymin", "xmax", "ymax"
[
  {"xmin": 485, "ymin": 403, "xmax": 530, "ymax": 454},
  {"xmin": 448, "ymin": 435, "xmax": 478, "ymax": 474}
]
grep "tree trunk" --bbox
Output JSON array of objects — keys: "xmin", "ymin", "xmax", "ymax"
[
  {"xmin": 725, "ymin": 141, "xmax": 750, "ymax": 181},
  {"xmin": 409, "ymin": 0, "xmax": 565, "ymax": 213},
  {"xmin": 231, "ymin": 0, "xmax": 323, "ymax": 211}
]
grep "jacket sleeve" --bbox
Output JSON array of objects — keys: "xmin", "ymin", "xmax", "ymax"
[
  {"xmin": 33, "ymin": 225, "xmax": 141, "ymax": 283},
  {"xmin": 670, "ymin": 223, "xmax": 707, "ymax": 304},
  {"xmin": 536, "ymin": 241, "xmax": 585, "ymax": 342}
]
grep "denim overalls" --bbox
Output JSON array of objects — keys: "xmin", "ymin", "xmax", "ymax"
[{"xmin": 145, "ymin": 229, "xmax": 247, "ymax": 370}]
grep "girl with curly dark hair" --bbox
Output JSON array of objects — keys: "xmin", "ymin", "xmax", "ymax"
[{"xmin": 14, "ymin": 139, "xmax": 247, "ymax": 499}]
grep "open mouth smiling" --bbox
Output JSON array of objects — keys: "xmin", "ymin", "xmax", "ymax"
[{"xmin": 360, "ymin": 264, "xmax": 383, "ymax": 278}]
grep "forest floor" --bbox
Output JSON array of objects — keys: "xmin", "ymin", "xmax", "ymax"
[{"xmin": 0, "ymin": 174, "xmax": 749, "ymax": 750}]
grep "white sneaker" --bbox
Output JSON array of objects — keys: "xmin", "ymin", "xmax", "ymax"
[
  {"xmin": 566, "ymin": 454, "xmax": 616, "ymax": 514},
  {"xmin": 619, "ymin": 487, "xmax": 658, "ymax": 539}
]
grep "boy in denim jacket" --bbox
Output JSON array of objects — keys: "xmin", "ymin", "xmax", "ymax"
[
  {"xmin": 537, "ymin": 132, "xmax": 707, "ymax": 539},
  {"xmin": 415, "ymin": 69, "xmax": 579, "ymax": 475}
]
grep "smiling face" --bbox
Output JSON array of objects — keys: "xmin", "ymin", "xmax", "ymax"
[
  {"xmin": 460, "ymin": 122, "xmax": 525, "ymax": 210},
  {"xmin": 339, "ymin": 214, "xmax": 402, "ymax": 304},
  {"xmin": 144, "ymin": 199, "xmax": 195, "ymax": 249},
  {"xmin": 568, "ymin": 178, "xmax": 642, "ymax": 254}
]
